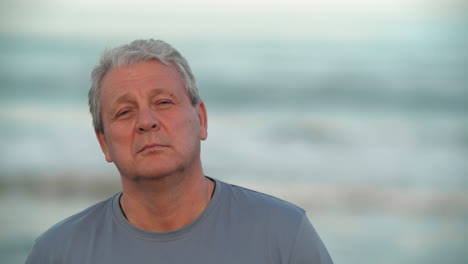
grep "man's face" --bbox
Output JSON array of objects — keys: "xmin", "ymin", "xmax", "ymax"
[{"xmin": 95, "ymin": 60, "xmax": 207, "ymax": 180}]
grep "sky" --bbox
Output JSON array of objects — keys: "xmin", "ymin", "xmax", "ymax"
[{"xmin": 1, "ymin": 0, "xmax": 466, "ymax": 41}]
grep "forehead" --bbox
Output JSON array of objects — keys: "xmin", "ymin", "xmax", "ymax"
[{"xmin": 100, "ymin": 60, "xmax": 186, "ymax": 102}]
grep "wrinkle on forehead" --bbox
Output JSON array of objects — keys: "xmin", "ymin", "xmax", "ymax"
[
  {"xmin": 112, "ymin": 88, "xmax": 174, "ymax": 107},
  {"xmin": 99, "ymin": 61, "xmax": 186, "ymax": 112},
  {"xmin": 101, "ymin": 62, "xmax": 183, "ymax": 92}
]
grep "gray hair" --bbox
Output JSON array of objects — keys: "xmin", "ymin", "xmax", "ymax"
[{"xmin": 88, "ymin": 39, "xmax": 200, "ymax": 133}]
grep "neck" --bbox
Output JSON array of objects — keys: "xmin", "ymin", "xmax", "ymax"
[{"xmin": 119, "ymin": 170, "xmax": 214, "ymax": 232}]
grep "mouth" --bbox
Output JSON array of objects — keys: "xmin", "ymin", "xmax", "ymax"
[{"xmin": 138, "ymin": 143, "xmax": 167, "ymax": 154}]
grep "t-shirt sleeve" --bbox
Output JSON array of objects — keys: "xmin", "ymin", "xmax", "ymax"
[
  {"xmin": 24, "ymin": 238, "xmax": 53, "ymax": 264},
  {"xmin": 289, "ymin": 214, "xmax": 334, "ymax": 264},
  {"xmin": 24, "ymin": 229, "xmax": 64, "ymax": 264}
]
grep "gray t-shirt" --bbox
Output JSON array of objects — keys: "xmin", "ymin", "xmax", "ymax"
[{"xmin": 25, "ymin": 178, "xmax": 333, "ymax": 264}]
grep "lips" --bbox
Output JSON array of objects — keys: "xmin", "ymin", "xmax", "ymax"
[{"xmin": 138, "ymin": 143, "xmax": 167, "ymax": 153}]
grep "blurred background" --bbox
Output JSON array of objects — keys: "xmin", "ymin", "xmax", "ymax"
[{"xmin": 1, "ymin": 0, "xmax": 467, "ymax": 263}]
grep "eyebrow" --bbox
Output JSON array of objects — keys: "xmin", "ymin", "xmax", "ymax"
[
  {"xmin": 109, "ymin": 88, "xmax": 173, "ymax": 112},
  {"xmin": 112, "ymin": 93, "xmax": 134, "ymax": 107},
  {"xmin": 148, "ymin": 88, "xmax": 170, "ymax": 98}
]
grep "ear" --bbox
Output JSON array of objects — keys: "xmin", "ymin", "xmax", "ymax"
[
  {"xmin": 197, "ymin": 101, "xmax": 208, "ymax": 141},
  {"xmin": 95, "ymin": 129, "xmax": 113, "ymax": 163}
]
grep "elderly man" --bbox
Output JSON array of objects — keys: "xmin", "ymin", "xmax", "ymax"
[{"xmin": 25, "ymin": 39, "xmax": 333, "ymax": 264}]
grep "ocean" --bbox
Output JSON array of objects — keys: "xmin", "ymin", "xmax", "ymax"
[{"xmin": 1, "ymin": 26, "xmax": 467, "ymax": 263}]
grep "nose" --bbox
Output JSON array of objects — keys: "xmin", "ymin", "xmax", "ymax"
[{"xmin": 136, "ymin": 108, "xmax": 159, "ymax": 132}]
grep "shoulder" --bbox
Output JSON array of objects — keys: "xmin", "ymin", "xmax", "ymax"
[
  {"xmin": 219, "ymin": 180, "xmax": 306, "ymax": 225},
  {"xmin": 38, "ymin": 194, "xmax": 114, "ymax": 241},
  {"xmin": 217, "ymin": 180, "xmax": 334, "ymax": 264},
  {"xmin": 25, "ymin": 194, "xmax": 117, "ymax": 263}
]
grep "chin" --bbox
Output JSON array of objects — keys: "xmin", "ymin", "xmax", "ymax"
[{"xmin": 123, "ymin": 164, "xmax": 184, "ymax": 182}]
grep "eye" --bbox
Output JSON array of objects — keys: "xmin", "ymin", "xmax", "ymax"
[
  {"xmin": 117, "ymin": 110, "xmax": 130, "ymax": 117},
  {"xmin": 156, "ymin": 100, "xmax": 173, "ymax": 107}
]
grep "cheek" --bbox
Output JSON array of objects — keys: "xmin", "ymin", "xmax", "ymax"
[
  {"xmin": 186, "ymin": 114, "xmax": 201, "ymax": 137},
  {"xmin": 171, "ymin": 114, "xmax": 200, "ymax": 147},
  {"xmin": 106, "ymin": 125, "xmax": 134, "ymax": 154},
  {"xmin": 171, "ymin": 109, "xmax": 198, "ymax": 131}
]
